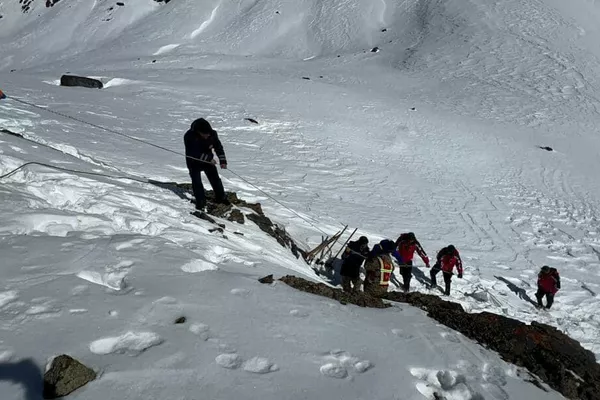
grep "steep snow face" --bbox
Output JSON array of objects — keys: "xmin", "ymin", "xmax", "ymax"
[
  {"xmin": 2, "ymin": 0, "xmax": 600, "ymax": 399},
  {"xmin": 0, "ymin": 0, "xmax": 423, "ymax": 68}
]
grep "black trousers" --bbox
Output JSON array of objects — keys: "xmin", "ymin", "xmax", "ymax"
[
  {"xmin": 535, "ymin": 289, "xmax": 555, "ymax": 309},
  {"xmin": 189, "ymin": 164, "xmax": 225, "ymax": 208},
  {"xmin": 430, "ymin": 267, "xmax": 452, "ymax": 295},
  {"xmin": 399, "ymin": 261, "xmax": 413, "ymax": 292}
]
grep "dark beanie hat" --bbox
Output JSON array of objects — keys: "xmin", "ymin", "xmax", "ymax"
[
  {"xmin": 358, "ymin": 236, "xmax": 369, "ymax": 245},
  {"xmin": 191, "ymin": 118, "xmax": 215, "ymax": 134}
]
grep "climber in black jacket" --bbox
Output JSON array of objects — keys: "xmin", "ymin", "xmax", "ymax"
[{"xmin": 184, "ymin": 118, "xmax": 229, "ymax": 210}]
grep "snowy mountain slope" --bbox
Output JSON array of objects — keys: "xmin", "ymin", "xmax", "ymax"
[
  {"xmin": 0, "ymin": 126, "xmax": 564, "ymax": 400},
  {"xmin": 2, "ymin": 0, "xmax": 600, "ymax": 398}
]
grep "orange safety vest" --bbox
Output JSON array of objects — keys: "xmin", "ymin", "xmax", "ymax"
[{"xmin": 378, "ymin": 257, "xmax": 393, "ymax": 286}]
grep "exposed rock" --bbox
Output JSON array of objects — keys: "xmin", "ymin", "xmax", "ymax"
[
  {"xmin": 174, "ymin": 316, "xmax": 186, "ymax": 324},
  {"xmin": 384, "ymin": 292, "xmax": 600, "ymax": 400},
  {"xmin": 539, "ymin": 146, "xmax": 554, "ymax": 152},
  {"xmin": 43, "ymin": 355, "xmax": 96, "ymax": 399},
  {"xmin": 60, "ymin": 75, "xmax": 103, "ymax": 89},
  {"xmin": 228, "ymin": 209, "xmax": 245, "ymax": 224},
  {"xmin": 147, "ymin": 182, "xmax": 305, "ymax": 259},
  {"xmin": 207, "ymin": 202, "xmax": 232, "ymax": 218},
  {"xmin": 302, "ymin": 77, "xmax": 311, "ymax": 80},
  {"xmin": 191, "ymin": 211, "xmax": 216, "ymax": 224},
  {"xmin": 245, "ymin": 118, "xmax": 259, "ymax": 124},
  {"xmin": 279, "ymin": 275, "xmax": 389, "ymax": 309},
  {"xmin": 0, "ymin": 128, "xmax": 23, "ymax": 138},
  {"xmin": 381, "ymin": 28, "xmax": 387, "ymax": 32},
  {"xmin": 116, "ymin": 2, "xmax": 125, "ymax": 6},
  {"xmin": 371, "ymin": 47, "xmax": 380, "ymax": 53},
  {"xmin": 258, "ymin": 274, "xmax": 274, "ymax": 284}
]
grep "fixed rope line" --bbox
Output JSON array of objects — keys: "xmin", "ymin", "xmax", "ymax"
[
  {"xmin": 5, "ymin": 96, "xmax": 331, "ymax": 235},
  {"xmin": 0, "ymin": 161, "xmax": 149, "ymax": 182}
]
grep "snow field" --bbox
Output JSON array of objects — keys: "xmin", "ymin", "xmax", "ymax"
[{"xmin": 2, "ymin": 0, "xmax": 600, "ymax": 398}]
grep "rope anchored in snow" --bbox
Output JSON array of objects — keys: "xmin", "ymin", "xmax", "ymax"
[{"xmin": 2, "ymin": 95, "xmax": 331, "ymax": 235}]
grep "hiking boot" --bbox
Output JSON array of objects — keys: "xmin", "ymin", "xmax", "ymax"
[{"xmin": 216, "ymin": 198, "xmax": 231, "ymax": 206}]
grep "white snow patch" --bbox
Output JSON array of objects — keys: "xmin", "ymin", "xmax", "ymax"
[
  {"xmin": 242, "ymin": 357, "xmax": 279, "ymax": 374},
  {"xmin": 0, "ymin": 290, "xmax": 19, "ymax": 308},
  {"xmin": 89, "ymin": 331, "xmax": 163, "ymax": 355},
  {"xmin": 181, "ymin": 259, "xmax": 219, "ymax": 273},
  {"xmin": 76, "ymin": 270, "xmax": 128, "ymax": 291},
  {"xmin": 189, "ymin": 323, "xmax": 210, "ymax": 340},
  {"xmin": 320, "ymin": 363, "xmax": 348, "ymax": 379},
  {"xmin": 103, "ymin": 78, "xmax": 138, "ymax": 88},
  {"xmin": 0, "ymin": 350, "xmax": 15, "ymax": 362},
  {"xmin": 190, "ymin": 5, "xmax": 219, "ymax": 38},
  {"xmin": 215, "ymin": 353, "xmax": 242, "ymax": 369},
  {"xmin": 153, "ymin": 44, "xmax": 180, "ymax": 56}
]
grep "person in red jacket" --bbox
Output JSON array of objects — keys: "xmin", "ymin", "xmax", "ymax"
[
  {"xmin": 536, "ymin": 266, "xmax": 560, "ymax": 309},
  {"xmin": 429, "ymin": 245, "xmax": 462, "ymax": 295},
  {"xmin": 393, "ymin": 232, "xmax": 430, "ymax": 292}
]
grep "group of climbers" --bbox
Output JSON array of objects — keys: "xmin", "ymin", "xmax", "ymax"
[
  {"xmin": 338, "ymin": 232, "xmax": 561, "ymax": 307},
  {"xmin": 339, "ymin": 233, "xmax": 464, "ymax": 297},
  {"xmin": 180, "ymin": 118, "xmax": 473, "ymax": 299}
]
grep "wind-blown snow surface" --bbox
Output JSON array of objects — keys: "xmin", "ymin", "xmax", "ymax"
[{"xmin": 1, "ymin": 0, "xmax": 600, "ymax": 398}]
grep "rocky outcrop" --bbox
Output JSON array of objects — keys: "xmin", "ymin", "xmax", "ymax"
[
  {"xmin": 43, "ymin": 355, "xmax": 96, "ymax": 399},
  {"xmin": 258, "ymin": 274, "xmax": 274, "ymax": 284},
  {"xmin": 278, "ymin": 275, "xmax": 600, "ymax": 399},
  {"xmin": 60, "ymin": 75, "xmax": 103, "ymax": 89},
  {"xmin": 279, "ymin": 275, "xmax": 389, "ymax": 309},
  {"xmin": 385, "ymin": 292, "xmax": 600, "ymax": 400},
  {"xmin": 148, "ymin": 181, "xmax": 307, "ymax": 261}
]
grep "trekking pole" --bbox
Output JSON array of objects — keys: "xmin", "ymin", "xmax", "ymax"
[
  {"xmin": 333, "ymin": 227, "xmax": 358, "ymax": 259},
  {"xmin": 324, "ymin": 225, "xmax": 347, "ymax": 259}
]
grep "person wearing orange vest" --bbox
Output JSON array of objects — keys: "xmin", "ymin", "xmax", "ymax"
[
  {"xmin": 363, "ymin": 239, "xmax": 395, "ymax": 297},
  {"xmin": 429, "ymin": 245, "xmax": 463, "ymax": 295}
]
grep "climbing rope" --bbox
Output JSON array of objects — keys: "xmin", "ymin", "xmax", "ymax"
[
  {"xmin": 0, "ymin": 161, "xmax": 149, "ymax": 182},
  {"xmin": 2, "ymin": 96, "xmax": 332, "ymax": 235}
]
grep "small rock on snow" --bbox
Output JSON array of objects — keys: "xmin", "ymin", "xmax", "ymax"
[
  {"xmin": 43, "ymin": 355, "xmax": 96, "ymax": 399},
  {"xmin": 174, "ymin": 316, "xmax": 186, "ymax": 324},
  {"xmin": 258, "ymin": 274, "xmax": 274, "ymax": 284}
]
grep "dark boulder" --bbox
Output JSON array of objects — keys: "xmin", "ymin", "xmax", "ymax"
[
  {"xmin": 174, "ymin": 316, "xmax": 186, "ymax": 324},
  {"xmin": 43, "ymin": 355, "xmax": 96, "ymax": 399},
  {"xmin": 228, "ymin": 209, "xmax": 245, "ymax": 224},
  {"xmin": 60, "ymin": 75, "xmax": 103, "ymax": 89},
  {"xmin": 258, "ymin": 274, "xmax": 274, "ymax": 284}
]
